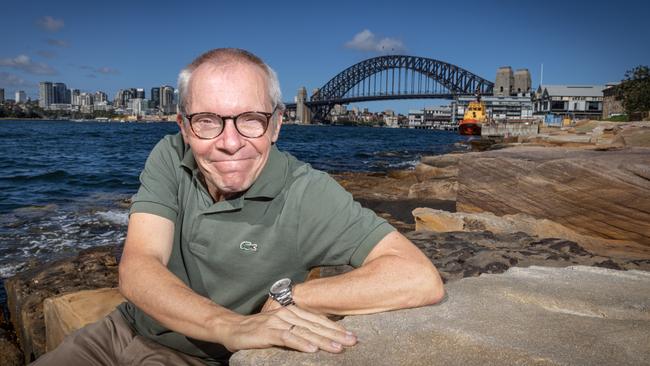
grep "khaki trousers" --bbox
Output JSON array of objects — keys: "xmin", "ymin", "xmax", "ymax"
[{"xmin": 30, "ymin": 310, "xmax": 211, "ymax": 365}]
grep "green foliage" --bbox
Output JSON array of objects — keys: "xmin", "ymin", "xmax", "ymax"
[
  {"xmin": 605, "ymin": 114, "xmax": 629, "ymax": 122},
  {"xmin": 618, "ymin": 65, "xmax": 650, "ymax": 118}
]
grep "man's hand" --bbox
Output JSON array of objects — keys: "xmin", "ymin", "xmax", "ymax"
[{"xmin": 222, "ymin": 304, "xmax": 357, "ymax": 354}]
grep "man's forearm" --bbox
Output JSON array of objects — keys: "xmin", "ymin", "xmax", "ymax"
[
  {"xmin": 119, "ymin": 254, "xmax": 242, "ymax": 344},
  {"xmin": 293, "ymin": 244, "xmax": 444, "ymax": 316}
]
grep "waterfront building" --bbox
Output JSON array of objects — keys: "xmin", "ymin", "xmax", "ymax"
[
  {"xmin": 53, "ymin": 82, "xmax": 69, "ymax": 104},
  {"xmin": 71, "ymin": 89, "xmax": 81, "ymax": 106},
  {"xmin": 115, "ymin": 89, "xmax": 136, "ymax": 109},
  {"xmin": 131, "ymin": 98, "xmax": 148, "ymax": 117},
  {"xmin": 0, "ymin": 88, "xmax": 4, "ymax": 103},
  {"xmin": 49, "ymin": 103, "xmax": 72, "ymax": 111},
  {"xmin": 532, "ymin": 85, "xmax": 605, "ymax": 121},
  {"xmin": 39, "ymin": 82, "xmax": 54, "ymax": 107},
  {"xmin": 16, "ymin": 90, "xmax": 28, "ymax": 103},
  {"xmin": 602, "ymin": 83, "xmax": 624, "ymax": 119},
  {"xmin": 150, "ymin": 87, "xmax": 160, "ymax": 109},
  {"xmin": 93, "ymin": 101, "xmax": 113, "ymax": 112},
  {"xmin": 136, "ymin": 88, "xmax": 145, "ymax": 99},
  {"xmin": 453, "ymin": 95, "xmax": 534, "ymax": 123},
  {"xmin": 94, "ymin": 91, "xmax": 108, "ymax": 104},
  {"xmin": 407, "ymin": 109, "xmax": 424, "ymax": 128},
  {"xmin": 160, "ymin": 85, "xmax": 175, "ymax": 114},
  {"xmin": 384, "ymin": 115, "xmax": 399, "ymax": 128}
]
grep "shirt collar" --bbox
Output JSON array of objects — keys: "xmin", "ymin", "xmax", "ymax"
[{"xmin": 179, "ymin": 141, "xmax": 287, "ymax": 200}]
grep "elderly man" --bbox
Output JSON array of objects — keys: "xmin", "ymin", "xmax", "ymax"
[{"xmin": 33, "ymin": 48, "xmax": 444, "ymax": 365}]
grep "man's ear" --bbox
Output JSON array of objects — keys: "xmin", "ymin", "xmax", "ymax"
[
  {"xmin": 271, "ymin": 113, "xmax": 283, "ymax": 143},
  {"xmin": 177, "ymin": 114, "xmax": 189, "ymax": 141}
]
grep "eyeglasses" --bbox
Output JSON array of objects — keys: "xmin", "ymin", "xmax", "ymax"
[{"xmin": 184, "ymin": 106, "xmax": 276, "ymax": 139}]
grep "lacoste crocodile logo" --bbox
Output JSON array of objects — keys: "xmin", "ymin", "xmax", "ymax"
[{"xmin": 239, "ymin": 241, "xmax": 258, "ymax": 252}]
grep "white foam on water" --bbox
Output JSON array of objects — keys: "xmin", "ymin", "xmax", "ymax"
[
  {"xmin": 387, "ymin": 158, "xmax": 420, "ymax": 169},
  {"xmin": 96, "ymin": 210, "xmax": 128, "ymax": 226},
  {"xmin": 0, "ymin": 262, "xmax": 27, "ymax": 279}
]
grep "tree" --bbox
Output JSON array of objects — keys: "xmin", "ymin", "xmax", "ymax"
[{"xmin": 618, "ymin": 65, "xmax": 650, "ymax": 119}]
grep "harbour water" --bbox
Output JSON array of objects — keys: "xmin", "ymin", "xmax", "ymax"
[{"xmin": 0, "ymin": 120, "xmax": 468, "ymax": 301}]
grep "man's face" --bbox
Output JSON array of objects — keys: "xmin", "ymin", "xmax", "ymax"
[{"xmin": 178, "ymin": 62, "xmax": 281, "ymax": 200}]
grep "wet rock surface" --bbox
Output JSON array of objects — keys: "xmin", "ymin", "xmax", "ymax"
[
  {"xmin": 405, "ymin": 230, "xmax": 649, "ymax": 283},
  {"xmin": 232, "ymin": 266, "xmax": 650, "ymax": 366},
  {"xmin": 3, "ymin": 245, "xmax": 119, "ymax": 363},
  {"xmin": 319, "ymin": 230, "xmax": 650, "ymax": 283}
]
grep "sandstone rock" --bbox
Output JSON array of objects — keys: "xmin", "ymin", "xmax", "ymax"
[
  {"xmin": 44, "ymin": 288, "xmax": 125, "ymax": 352},
  {"xmin": 420, "ymin": 154, "xmax": 463, "ymax": 168},
  {"xmin": 231, "ymin": 266, "xmax": 650, "ymax": 366},
  {"xmin": 3, "ymin": 245, "xmax": 120, "ymax": 363},
  {"xmin": 413, "ymin": 163, "xmax": 458, "ymax": 182},
  {"xmin": 412, "ymin": 208, "xmax": 650, "ymax": 260},
  {"xmin": 0, "ymin": 329, "xmax": 23, "ymax": 366},
  {"xmin": 408, "ymin": 179, "xmax": 458, "ymax": 201},
  {"xmin": 455, "ymin": 146, "xmax": 650, "ymax": 247}
]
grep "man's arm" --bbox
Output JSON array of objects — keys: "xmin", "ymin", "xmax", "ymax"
[
  {"xmin": 119, "ymin": 212, "xmax": 356, "ymax": 353},
  {"xmin": 264, "ymin": 231, "xmax": 444, "ymax": 315}
]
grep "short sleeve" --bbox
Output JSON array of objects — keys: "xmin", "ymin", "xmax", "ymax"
[
  {"xmin": 129, "ymin": 136, "xmax": 181, "ymax": 222},
  {"xmin": 295, "ymin": 171, "xmax": 395, "ymax": 269}
]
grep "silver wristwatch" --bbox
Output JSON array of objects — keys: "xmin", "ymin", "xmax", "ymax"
[{"xmin": 269, "ymin": 278, "xmax": 295, "ymax": 306}]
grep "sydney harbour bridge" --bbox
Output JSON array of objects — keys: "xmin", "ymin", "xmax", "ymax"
[{"xmin": 284, "ymin": 55, "xmax": 494, "ymax": 122}]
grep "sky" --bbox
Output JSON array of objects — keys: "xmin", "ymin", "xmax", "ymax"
[{"xmin": 1, "ymin": 0, "xmax": 648, "ymax": 113}]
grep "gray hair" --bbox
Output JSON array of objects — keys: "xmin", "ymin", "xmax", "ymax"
[{"xmin": 177, "ymin": 48, "xmax": 284, "ymax": 121}]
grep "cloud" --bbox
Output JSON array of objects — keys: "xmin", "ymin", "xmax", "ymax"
[
  {"xmin": 37, "ymin": 16, "xmax": 64, "ymax": 32},
  {"xmin": 37, "ymin": 50, "xmax": 57, "ymax": 59},
  {"xmin": 0, "ymin": 54, "xmax": 57, "ymax": 75},
  {"xmin": 0, "ymin": 72, "xmax": 34, "ymax": 87},
  {"xmin": 345, "ymin": 29, "xmax": 406, "ymax": 54},
  {"xmin": 77, "ymin": 65, "xmax": 120, "ymax": 76},
  {"xmin": 95, "ymin": 66, "xmax": 119, "ymax": 75},
  {"xmin": 46, "ymin": 38, "xmax": 69, "ymax": 47}
]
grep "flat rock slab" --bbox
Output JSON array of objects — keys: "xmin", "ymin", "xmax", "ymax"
[
  {"xmin": 455, "ymin": 146, "xmax": 650, "ymax": 245},
  {"xmin": 231, "ymin": 266, "xmax": 650, "ymax": 366}
]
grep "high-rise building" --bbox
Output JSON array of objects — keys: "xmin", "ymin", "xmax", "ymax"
[
  {"xmin": 160, "ymin": 85, "xmax": 175, "ymax": 114},
  {"xmin": 115, "ymin": 89, "xmax": 136, "ymax": 108},
  {"xmin": 135, "ymin": 88, "xmax": 145, "ymax": 99},
  {"xmin": 53, "ymin": 82, "xmax": 69, "ymax": 103},
  {"xmin": 39, "ymin": 82, "xmax": 54, "ymax": 107},
  {"xmin": 150, "ymin": 87, "xmax": 160, "ymax": 109},
  {"xmin": 94, "ymin": 91, "xmax": 108, "ymax": 104},
  {"xmin": 16, "ymin": 90, "xmax": 27, "ymax": 103},
  {"xmin": 71, "ymin": 89, "xmax": 81, "ymax": 106},
  {"xmin": 0, "ymin": 88, "xmax": 4, "ymax": 103}
]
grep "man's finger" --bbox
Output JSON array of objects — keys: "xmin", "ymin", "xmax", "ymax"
[
  {"xmin": 270, "ymin": 328, "xmax": 318, "ymax": 353},
  {"xmin": 277, "ymin": 307, "xmax": 357, "ymax": 347},
  {"xmin": 289, "ymin": 306, "xmax": 356, "ymax": 340},
  {"xmin": 289, "ymin": 325, "xmax": 347, "ymax": 353}
]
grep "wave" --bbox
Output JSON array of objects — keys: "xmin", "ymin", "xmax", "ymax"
[
  {"xmin": 96, "ymin": 210, "xmax": 129, "ymax": 225},
  {"xmin": 0, "ymin": 169, "xmax": 71, "ymax": 182}
]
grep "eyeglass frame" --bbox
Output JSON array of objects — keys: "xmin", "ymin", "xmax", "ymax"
[{"xmin": 182, "ymin": 106, "xmax": 278, "ymax": 140}]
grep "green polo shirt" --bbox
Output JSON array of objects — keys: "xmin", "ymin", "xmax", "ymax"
[{"xmin": 118, "ymin": 132, "xmax": 394, "ymax": 363}]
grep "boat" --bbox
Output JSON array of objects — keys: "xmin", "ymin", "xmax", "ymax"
[{"xmin": 458, "ymin": 95, "xmax": 488, "ymax": 136}]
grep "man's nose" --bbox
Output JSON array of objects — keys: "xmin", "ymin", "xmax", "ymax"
[{"xmin": 217, "ymin": 119, "xmax": 246, "ymax": 153}]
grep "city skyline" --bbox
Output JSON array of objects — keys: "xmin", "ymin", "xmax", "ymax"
[{"xmin": 1, "ymin": 0, "xmax": 649, "ymax": 112}]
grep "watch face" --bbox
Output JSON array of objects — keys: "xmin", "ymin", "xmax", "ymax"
[{"xmin": 270, "ymin": 278, "xmax": 291, "ymax": 294}]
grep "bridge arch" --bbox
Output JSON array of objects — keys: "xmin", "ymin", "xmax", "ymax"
[{"xmin": 304, "ymin": 55, "xmax": 494, "ymax": 120}]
